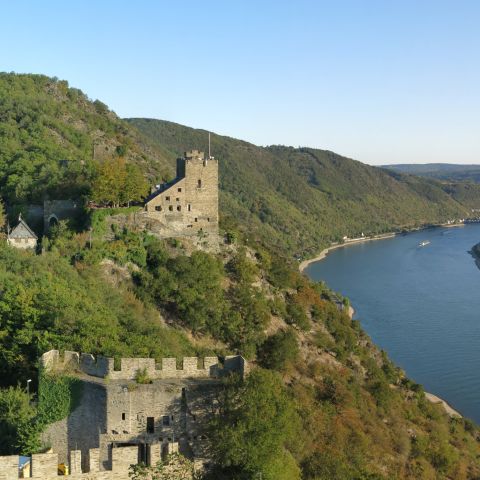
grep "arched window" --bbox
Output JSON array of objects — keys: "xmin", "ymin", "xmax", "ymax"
[
  {"xmin": 197, "ymin": 179, "xmax": 202, "ymax": 188},
  {"xmin": 177, "ymin": 205, "xmax": 181, "ymax": 211},
  {"xmin": 169, "ymin": 205, "xmax": 173, "ymax": 211}
]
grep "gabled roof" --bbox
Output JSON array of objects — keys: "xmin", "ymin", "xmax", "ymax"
[
  {"xmin": 145, "ymin": 177, "xmax": 183, "ymax": 204},
  {"xmin": 9, "ymin": 216, "xmax": 38, "ymax": 240}
]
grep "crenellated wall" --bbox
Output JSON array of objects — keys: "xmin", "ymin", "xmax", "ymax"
[
  {"xmin": 0, "ymin": 445, "xmax": 142, "ymax": 479},
  {"xmin": 40, "ymin": 350, "xmax": 245, "ymax": 380}
]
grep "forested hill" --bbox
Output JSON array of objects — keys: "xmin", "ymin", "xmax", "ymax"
[
  {"xmin": 0, "ymin": 73, "xmax": 174, "ymax": 204},
  {"xmin": 0, "ymin": 72, "xmax": 474, "ymax": 259},
  {"xmin": 3, "ymin": 73, "xmax": 480, "ymax": 478},
  {"xmin": 127, "ymin": 118, "xmax": 472, "ymax": 257}
]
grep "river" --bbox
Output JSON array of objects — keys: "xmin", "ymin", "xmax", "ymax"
[{"xmin": 304, "ymin": 224, "xmax": 480, "ymax": 422}]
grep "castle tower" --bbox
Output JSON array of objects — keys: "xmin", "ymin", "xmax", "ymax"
[
  {"xmin": 144, "ymin": 150, "xmax": 219, "ymax": 239},
  {"xmin": 182, "ymin": 150, "xmax": 218, "ymax": 232}
]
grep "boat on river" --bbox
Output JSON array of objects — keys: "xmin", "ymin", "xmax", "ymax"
[{"xmin": 419, "ymin": 240, "xmax": 431, "ymax": 247}]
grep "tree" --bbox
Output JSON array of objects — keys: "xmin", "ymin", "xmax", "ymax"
[
  {"xmin": 210, "ymin": 369, "xmax": 301, "ymax": 480},
  {"xmin": 123, "ymin": 163, "xmax": 149, "ymax": 206},
  {"xmin": 91, "ymin": 158, "xmax": 148, "ymax": 207},
  {"xmin": 259, "ymin": 328, "xmax": 299, "ymax": 372},
  {"xmin": 0, "ymin": 199, "xmax": 5, "ymax": 234},
  {"xmin": 91, "ymin": 157, "xmax": 127, "ymax": 206},
  {"xmin": 0, "ymin": 386, "xmax": 38, "ymax": 454}
]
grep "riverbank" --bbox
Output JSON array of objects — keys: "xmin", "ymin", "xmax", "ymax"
[
  {"xmin": 425, "ymin": 392, "xmax": 462, "ymax": 418},
  {"xmin": 302, "ymin": 225, "xmax": 470, "ymax": 421},
  {"xmin": 299, "ymin": 222, "xmax": 468, "ymax": 273},
  {"xmin": 299, "ymin": 232, "xmax": 397, "ymax": 272}
]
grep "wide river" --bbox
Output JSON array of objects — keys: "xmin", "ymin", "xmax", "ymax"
[{"xmin": 305, "ymin": 224, "xmax": 480, "ymax": 422}]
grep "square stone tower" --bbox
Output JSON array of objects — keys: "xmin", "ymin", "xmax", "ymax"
[{"xmin": 144, "ymin": 150, "xmax": 219, "ymax": 239}]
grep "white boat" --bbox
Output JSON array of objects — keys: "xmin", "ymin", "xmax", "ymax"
[{"xmin": 419, "ymin": 240, "xmax": 431, "ymax": 247}]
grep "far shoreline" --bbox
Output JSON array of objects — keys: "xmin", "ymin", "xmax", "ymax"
[
  {"xmin": 299, "ymin": 222, "xmax": 469, "ymax": 273},
  {"xmin": 299, "ymin": 232, "xmax": 397, "ymax": 273}
]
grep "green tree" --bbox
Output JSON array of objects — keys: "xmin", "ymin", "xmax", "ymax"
[
  {"xmin": 164, "ymin": 252, "xmax": 225, "ymax": 334},
  {"xmin": 0, "ymin": 199, "xmax": 5, "ymax": 234},
  {"xmin": 259, "ymin": 328, "xmax": 299, "ymax": 372},
  {"xmin": 0, "ymin": 386, "xmax": 38, "ymax": 454},
  {"xmin": 122, "ymin": 163, "xmax": 149, "ymax": 206},
  {"xmin": 91, "ymin": 157, "xmax": 127, "ymax": 206},
  {"xmin": 210, "ymin": 369, "xmax": 301, "ymax": 480}
]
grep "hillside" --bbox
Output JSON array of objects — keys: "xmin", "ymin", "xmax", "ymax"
[
  {"xmin": 2, "ymin": 73, "xmax": 480, "ymax": 478},
  {"xmin": 0, "ymin": 73, "xmax": 174, "ymax": 205},
  {"xmin": 384, "ymin": 164, "xmax": 480, "ymax": 211},
  {"xmin": 2, "ymin": 224, "xmax": 480, "ymax": 479},
  {"xmin": 0, "ymin": 73, "xmax": 476, "ymax": 259},
  {"xmin": 127, "ymin": 118, "xmax": 473, "ymax": 258}
]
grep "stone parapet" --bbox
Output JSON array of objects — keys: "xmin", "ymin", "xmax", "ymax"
[
  {"xmin": 40, "ymin": 350, "xmax": 247, "ymax": 380},
  {"xmin": 0, "ymin": 446, "xmax": 139, "ymax": 479}
]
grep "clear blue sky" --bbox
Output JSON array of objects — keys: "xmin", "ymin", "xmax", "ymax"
[{"xmin": 2, "ymin": 0, "xmax": 479, "ymax": 165}]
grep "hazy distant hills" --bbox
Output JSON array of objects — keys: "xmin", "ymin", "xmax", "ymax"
[{"xmin": 384, "ymin": 163, "xmax": 480, "ymax": 183}]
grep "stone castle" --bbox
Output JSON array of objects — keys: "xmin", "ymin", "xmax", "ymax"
[
  {"xmin": 0, "ymin": 350, "xmax": 247, "ymax": 479},
  {"xmin": 9, "ymin": 149, "xmax": 219, "ymax": 251},
  {"xmin": 143, "ymin": 150, "xmax": 219, "ymax": 239}
]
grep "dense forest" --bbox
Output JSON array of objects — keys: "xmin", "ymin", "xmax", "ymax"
[{"xmin": 1, "ymin": 73, "xmax": 480, "ymax": 479}]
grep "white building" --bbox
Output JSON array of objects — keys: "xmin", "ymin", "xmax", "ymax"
[{"xmin": 7, "ymin": 215, "xmax": 38, "ymax": 249}]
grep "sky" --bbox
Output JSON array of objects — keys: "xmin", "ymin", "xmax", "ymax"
[{"xmin": 1, "ymin": 0, "xmax": 480, "ymax": 165}]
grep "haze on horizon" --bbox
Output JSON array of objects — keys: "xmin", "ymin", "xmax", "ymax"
[{"xmin": 2, "ymin": 0, "xmax": 479, "ymax": 166}]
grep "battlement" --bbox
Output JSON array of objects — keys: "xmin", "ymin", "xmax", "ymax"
[
  {"xmin": 0, "ymin": 444, "xmax": 180, "ymax": 479},
  {"xmin": 40, "ymin": 350, "xmax": 247, "ymax": 380}
]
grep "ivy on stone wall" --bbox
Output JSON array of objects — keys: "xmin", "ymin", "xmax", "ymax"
[{"xmin": 37, "ymin": 370, "xmax": 84, "ymax": 426}]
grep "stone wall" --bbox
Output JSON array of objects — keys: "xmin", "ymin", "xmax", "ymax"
[
  {"xmin": 40, "ymin": 350, "xmax": 244, "ymax": 381},
  {"xmin": 42, "ymin": 381, "xmax": 107, "ymax": 467},
  {"xmin": 37, "ymin": 350, "xmax": 246, "ymax": 474},
  {"xmin": 0, "ymin": 446, "xmax": 142, "ymax": 479},
  {"xmin": 44, "ymin": 199, "xmax": 81, "ymax": 231}
]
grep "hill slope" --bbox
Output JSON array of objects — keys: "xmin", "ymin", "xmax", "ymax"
[
  {"xmin": 1, "ymin": 73, "xmax": 480, "ymax": 478},
  {"xmin": 127, "ymin": 118, "xmax": 472, "ymax": 257},
  {"xmin": 0, "ymin": 72, "xmax": 475, "ymax": 258},
  {"xmin": 0, "ymin": 73, "xmax": 174, "ymax": 204}
]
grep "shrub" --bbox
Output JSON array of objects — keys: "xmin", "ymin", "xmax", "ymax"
[
  {"xmin": 134, "ymin": 368, "xmax": 152, "ymax": 385},
  {"xmin": 259, "ymin": 329, "xmax": 299, "ymax": 372},
  {"xmin": 286, "ymin": 299, "xmax": 310, "ymax": 331}
]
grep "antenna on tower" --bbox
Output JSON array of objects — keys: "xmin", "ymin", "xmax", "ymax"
[{"xmin": 208, "ymin": 132, "xmax": 211, "ymax": 159}]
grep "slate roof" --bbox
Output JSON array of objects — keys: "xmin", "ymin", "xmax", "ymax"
[
  {"xmin": 9, "ymin": 216, "xmax": 38, "ymax": 240},
  {"xmin": 145, "ymin": 177, "xmax": 182, "ymax": 203}
]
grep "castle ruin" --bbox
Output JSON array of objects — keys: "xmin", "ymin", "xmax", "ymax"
[{"xmin": 19, "ymin": 350, "xmax": 247, "ymax": 478}]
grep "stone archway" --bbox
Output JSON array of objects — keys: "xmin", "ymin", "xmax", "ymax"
[{"xmin": 48, "ymin": 214, "xmax": 59, "ymax": 228}]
